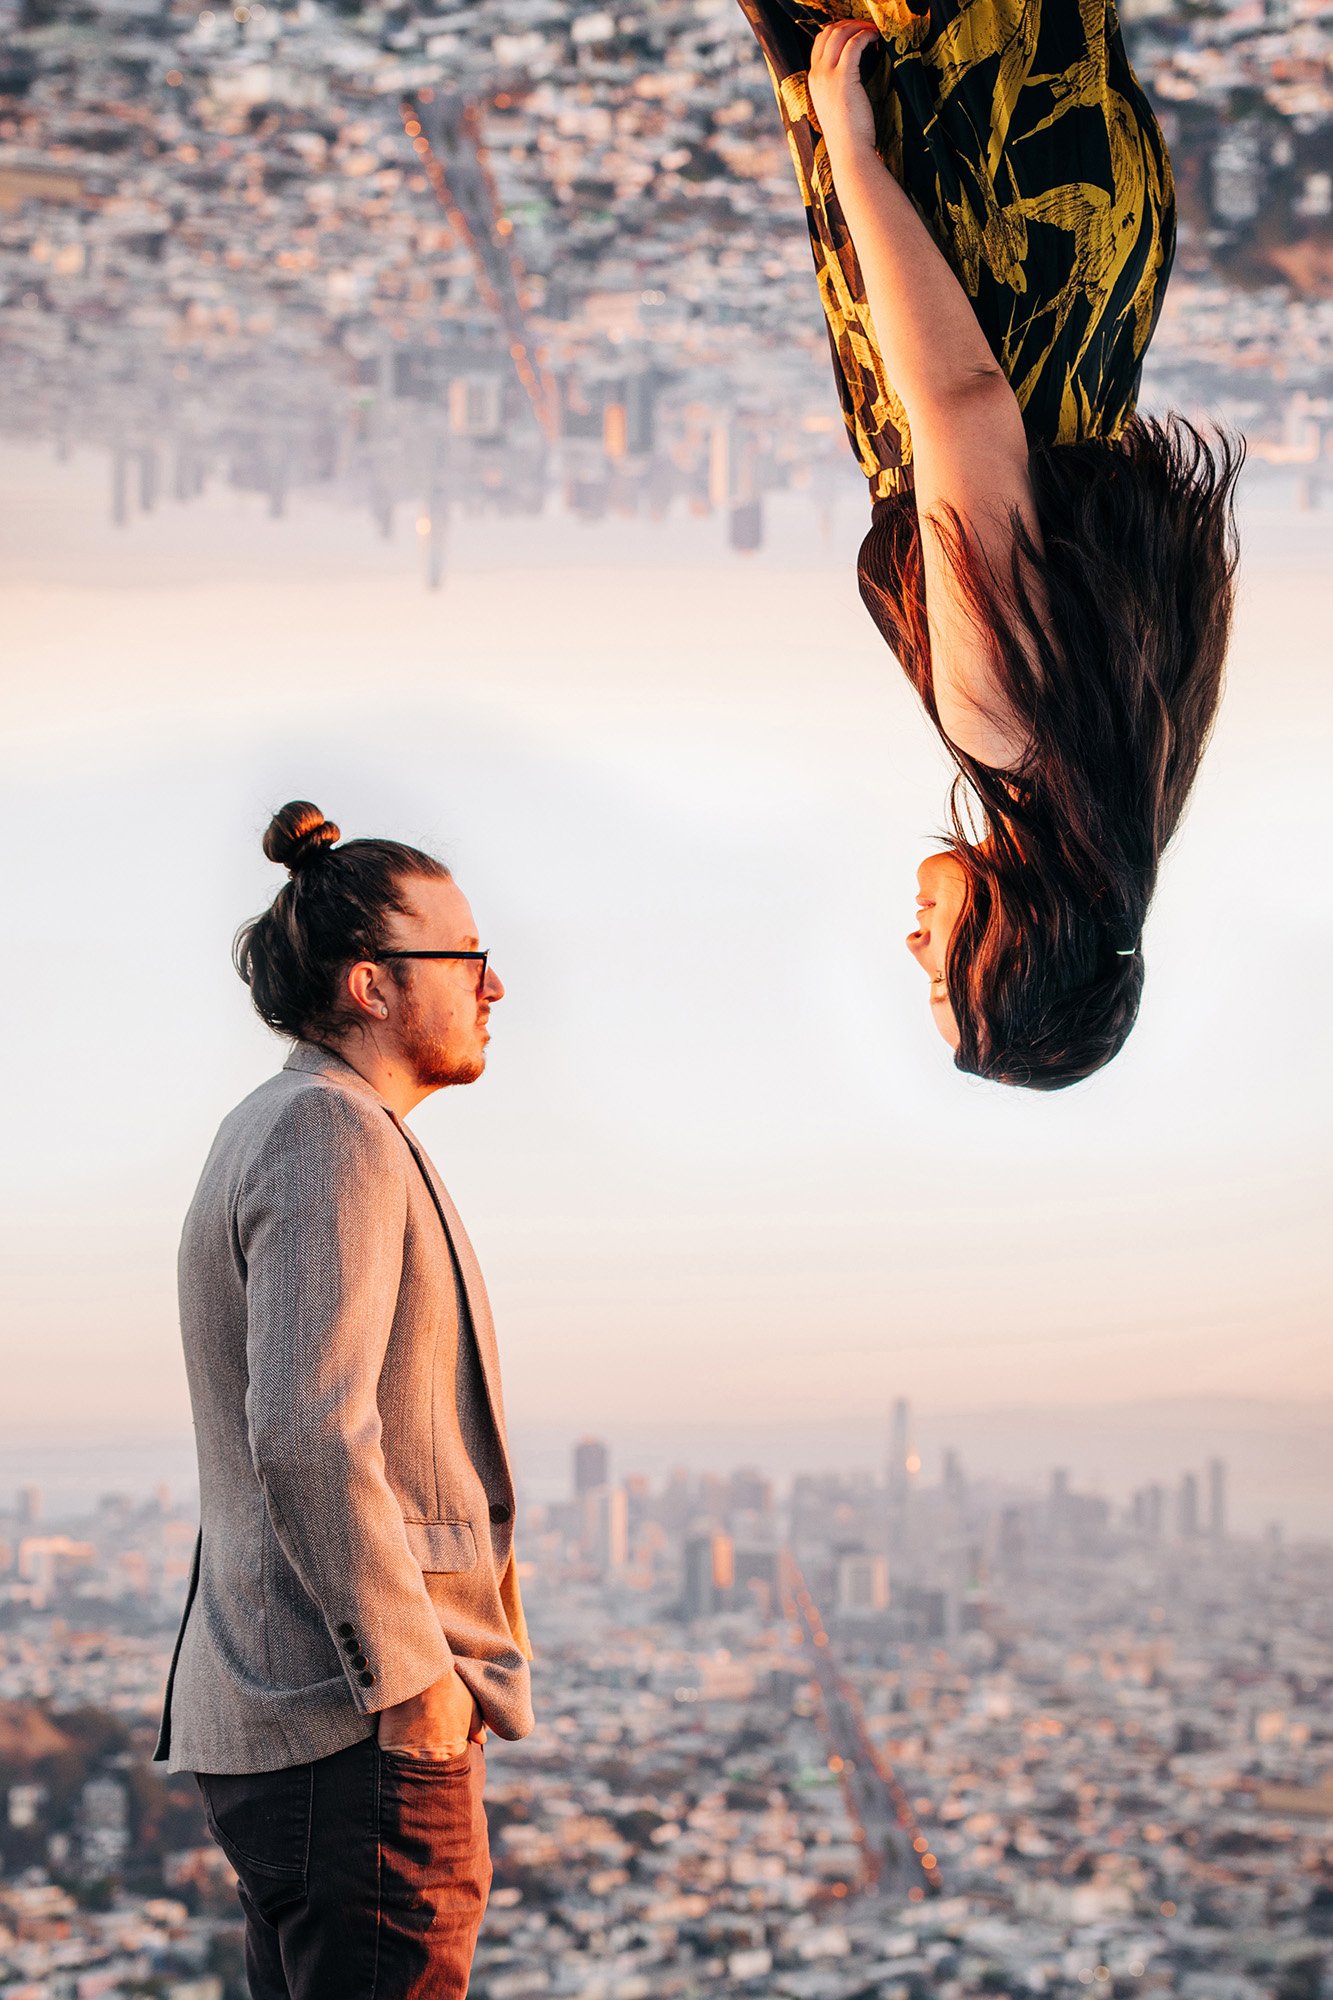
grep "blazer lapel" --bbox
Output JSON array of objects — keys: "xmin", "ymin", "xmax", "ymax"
[
  {"xmin": 277, "ymin": 1054, "xmax": 513, "ymax": 1462},
  {"xmin": 392, "ymin": 1119, "xmax": 511, "ymax": 1457}
]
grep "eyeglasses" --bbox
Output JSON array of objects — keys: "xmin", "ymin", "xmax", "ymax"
[{"xmin": 377, "ymin": 949, "xmax": 489, "ymax": 983}]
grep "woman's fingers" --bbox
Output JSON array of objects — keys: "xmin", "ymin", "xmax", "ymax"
[
  {"xmin": 811, "ymin": 22, "xmax": 880, "ymax": 83},
  {"xmin": 812, "ymin": 18, "xmax": 879, "ymax": 66}
]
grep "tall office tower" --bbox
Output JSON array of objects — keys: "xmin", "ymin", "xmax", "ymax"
[
  {"xmin": 835, "ymin": 1550, "xmax": 890, "ymax": 1618},
  {"xmin": 707, "ymin": 422, "xmax": 730, "ymax": 511},
  {"xmin": 888, "ymin": 1398, "xmax": 915, "ymax": 1556},
  {"xmin": 942, "ymin": 1448, "xmax": 967, "ymax": 1506},
  {"xmin": 1177, "ymin": 1470, "xmax": 1200, "ymax": 1540},
  {"xmin": 623, "ymin": 370, "xmax": 658, "ymax": 456},
  {"xmin": 683, "ymin": 1535, "xmax": 714, "ymax": 1620},
  {"xmin": 682, "ymin": 1531, "xmax": 733, "ymax": 1621},
  {"xmin": 1207, "ymin": 1458, "xmax": 1228, "ymax": 1541},
  {"xmin": 591, "ymin": 1487, "xmax": 630, "ymax": 1576},
  {"xmin": 17, "ymin": 1486, "xmax": 40, "ymax": 1529},
  {"xmin": 603, "ymin": 398, "xmax": 628, "ymax": 462},
  {"xmin": 573, "ymin": 1437, "xmax": 610, "ymax": 1499},
  {"xmin": 888, "ymin": 1399, "xmax": 912, "ymax": 1502},
  {"xmin": 729, "ymin": 499, "xmax": 763, "ymax": 553}
]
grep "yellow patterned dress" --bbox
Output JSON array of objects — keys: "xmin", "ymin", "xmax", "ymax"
[{"xmin": 738, "ymin": 0, "xmax": 1176, "ymax": 504}]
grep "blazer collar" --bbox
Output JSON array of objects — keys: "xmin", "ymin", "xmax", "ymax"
[{"xmin": 282, "ymin": 1040, "xmax": 388, "ymax": 1105}]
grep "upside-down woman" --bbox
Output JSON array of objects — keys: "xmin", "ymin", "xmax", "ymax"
[{"xmin": 738, "ymin": 0, "xmax": 1241, "ymax": 1086}]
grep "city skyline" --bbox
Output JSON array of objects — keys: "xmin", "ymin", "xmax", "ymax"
[
  {"xmin": 1, "ymin": 0, "xmax": 1329, "ymax": 563},
  {"xmin": 2, "ymin": 1431, "xmax": 1329, "ymax": 1996},
  {"xmin": 2, "ymin": 448, "xmax": 1330, "ymax": 1502}
]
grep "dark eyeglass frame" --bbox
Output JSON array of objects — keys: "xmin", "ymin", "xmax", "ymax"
[{"xmin": 376, "ymin": 949, "xmax": 489, "ymax": 982}]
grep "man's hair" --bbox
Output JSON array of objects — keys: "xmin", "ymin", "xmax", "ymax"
[
  {"xmin": 860, "ymin": 416, "xmax": 1243, "ymax": 1088},
  {"xmin": 234, "ymin": 800, "xmax": 450, "ymax": 1042}
]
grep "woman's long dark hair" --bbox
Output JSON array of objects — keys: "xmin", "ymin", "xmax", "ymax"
[{"xmin": 859, "ymin": 415, "xmax": 1243, "ymax": 1088}]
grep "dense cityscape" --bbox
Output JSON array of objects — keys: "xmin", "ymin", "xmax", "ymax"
[
  {"xmin": 2, "ymin": 1405, "xmax": 1330, "ymax": 2000},
  {"xmin": 0, "ymin": 0, "xmax": 1329, "ymax": 573}
]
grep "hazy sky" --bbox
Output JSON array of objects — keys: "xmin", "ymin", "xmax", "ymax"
[{"xmin": 2, "ymin": 445, "xmax": 1330, "ymax": 1495}]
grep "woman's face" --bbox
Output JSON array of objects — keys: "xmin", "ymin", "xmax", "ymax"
[{"xmin": 907, "ymin": 850, "xmax": 967, "ymax": 1050}]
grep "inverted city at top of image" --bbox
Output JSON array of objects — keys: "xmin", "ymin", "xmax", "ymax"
[{"xmin": 0, "ymin": 0, "xmax": 1329, "ymax": 566}]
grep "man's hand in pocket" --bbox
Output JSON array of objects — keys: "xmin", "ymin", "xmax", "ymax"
[{"xmin": 377, "ymin": 1666, "xmax": 484, "ymax": 1758}]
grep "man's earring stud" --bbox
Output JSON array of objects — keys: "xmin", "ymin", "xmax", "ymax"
[{"xmin": 379, "ymin": 1006, "xmax": 389, "ymax": 1018}]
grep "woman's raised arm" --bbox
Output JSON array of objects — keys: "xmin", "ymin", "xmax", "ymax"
[{"xmin": 810, "ymin": 22, "xmax": 1038, "ymax": 768}]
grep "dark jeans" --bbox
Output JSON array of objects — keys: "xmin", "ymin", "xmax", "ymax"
[{"xmin": 196, "ymin": 1736, "xmax": 491, "ymax": 2000}]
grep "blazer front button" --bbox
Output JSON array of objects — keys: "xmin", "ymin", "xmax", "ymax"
[
  {"xmin": 489, "ymin": 1502, "xmax": 512, "ymax": 1525},
  {"xmin": 358, "ymin": 1669, "xmax": 376, "ymax": 1687}
]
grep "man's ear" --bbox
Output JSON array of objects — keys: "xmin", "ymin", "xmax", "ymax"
[{"xmin": 344, "ymin": 959, "xmax": 392, "ymax": 1021}]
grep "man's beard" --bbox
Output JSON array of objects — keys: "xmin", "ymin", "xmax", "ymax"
[{"xmin": 396, "ymin": 985, "xmax": 485, "ymax": 1089}]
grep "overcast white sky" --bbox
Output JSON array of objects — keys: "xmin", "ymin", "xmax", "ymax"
[{"xmin": 1, "ymin": 445, "xmax": 1330, "ymax": 1514}]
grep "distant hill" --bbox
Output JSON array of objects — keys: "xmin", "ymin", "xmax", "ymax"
[{"xmin": 0, "ymin": 1702, "xmax": 76, "ymax": 1766}]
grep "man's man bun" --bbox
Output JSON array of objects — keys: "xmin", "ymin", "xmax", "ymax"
[
  {"xmin": 263, "ymin": 801, "xmax": 341, "ymax": 875},
  {"xmin": 236, "ymin": 810, "xmax": 449, "ymax": 1041}
]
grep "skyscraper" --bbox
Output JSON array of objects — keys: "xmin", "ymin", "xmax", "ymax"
[
  {"xmin": 1207, "ymin": 1458, "xmax": 1227, "ymax": 1541},
  {"xmin": 835, "ymin": 1550, "xmax": 890, "ymax": 1617},
  {"xmin": 888, "ymin": 1399, "xmax": 912, "ymax": 1502},
  {"xmin": 888, "ymin": 1399, "xmax": 915, "ymax": 1557},
  {"xmin": 591, "ymin": 1486, "xmax": 629, "ymax": 1576},
  {"xmin": 683, "ymin": 1532, "xmax": 733, "ymax": 1620},
  {"xmin": 573, "ymin": 1437, "xmax": 609, "ymax": 1499}
]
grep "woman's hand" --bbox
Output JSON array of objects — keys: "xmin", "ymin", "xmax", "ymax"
[{"xmin": 808, "ymin": 20, "xmax": 880, "ymax": 159}]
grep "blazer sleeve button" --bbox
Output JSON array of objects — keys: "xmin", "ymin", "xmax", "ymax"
[
  {"xmin": 358, "ymin": 1669, "xmax": 376, "ymax": 1687},
  {"xmin": 353, "ymin": 1653, "xmax": 369, "ymax": 1671},
  {"xmin": 337, "ymin": 1622, "xmax": 355, "ymax": 1638},
  {"xmin": 489, "ymin": 1501, "xmax": 513, "ymax": 1524},
  {"xmin": 343, "ymin": 1636, "xmax": 360, "ymax": 1653}
]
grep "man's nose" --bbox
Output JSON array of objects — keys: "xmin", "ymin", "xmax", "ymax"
[{"xmin": 484, "ymin": 966, "xmax": 505, "ymax": 1002}]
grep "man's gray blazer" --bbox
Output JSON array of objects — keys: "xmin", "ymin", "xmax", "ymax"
[{"xmin": 154, "ymin": 1041, "xmax": 534, "ymax": 1775}]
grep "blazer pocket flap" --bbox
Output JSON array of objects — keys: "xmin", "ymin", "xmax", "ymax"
[{"xmin": 404, "ymin": 1520, "xmax": 478, "ymax": 1574}]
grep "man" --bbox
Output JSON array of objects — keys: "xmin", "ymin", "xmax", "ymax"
[{"xmin": 155, "ymin": 799, "xmax": 533, "ymax": 1999}]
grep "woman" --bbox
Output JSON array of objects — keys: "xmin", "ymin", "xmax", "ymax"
[{"xmin": 738, "ymin": 0, "xmax": 1241, "ymax": 1086}]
